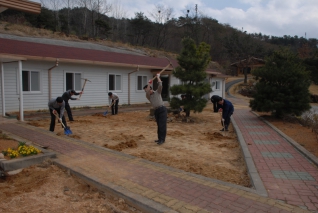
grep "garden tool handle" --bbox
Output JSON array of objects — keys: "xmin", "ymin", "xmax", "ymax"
[
  {"xmin": 109, "ymin": 101, "xmax": 115, "ymax": 108},
  {"xmin": 151, "ymin": 63, "xmax": 172, "ymax": 81},
  {"xmin": 78, "ymin": 81, "xmax": 86, "ymax": 99},
  {"xmin": 54, "ymin": 113, "xmax": 66, "ymax": 128}
]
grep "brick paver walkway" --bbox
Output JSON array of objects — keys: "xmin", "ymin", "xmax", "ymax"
[{"xmin": 1, "ymin": 98, "xmax": 317, "ymax": 212}]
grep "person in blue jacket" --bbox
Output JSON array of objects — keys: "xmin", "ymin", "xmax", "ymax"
[{"xmin": 218, "ymin": 97, "xmax": 234, "ymax": 131}]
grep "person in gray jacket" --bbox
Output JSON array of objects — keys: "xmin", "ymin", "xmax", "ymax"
[
  {"xmin": 143, "ymin": 74, "xmax": 167, "ymax": 145},
  {"xmin": 108, "ymin": 92, "xmax": 119, "ymax": 115},
  {"xmin": 48, "ymin": 97, "xmax": 67, "ymax": 132}
]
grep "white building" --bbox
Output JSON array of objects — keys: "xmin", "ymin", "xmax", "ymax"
[{"xmin": 0, "ymin": 36, "xmax": 226, "ymax": 120}]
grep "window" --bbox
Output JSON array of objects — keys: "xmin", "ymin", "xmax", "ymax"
[
  {"xmin": 137, "ymin": 76, "xmax": 147, "ymax": 90},
  {"xmin": 109, "ymin": 74, "xmax": 121, "ymax": 91},
  {"xmin": 66, "ymin": 72, "xmax": 82, "ymax": 91},
  {"xmin": 215, "ymin": 81, "xmax": 220, "ymax": 90},
  {"xmin": 22, "ymin": 71, "xmax": 40, "ymax": 92}
]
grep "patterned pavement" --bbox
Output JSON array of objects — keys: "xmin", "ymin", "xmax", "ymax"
[{"xmin": 0, "ymin": 99, "xmax": 317, "ymax": 212}]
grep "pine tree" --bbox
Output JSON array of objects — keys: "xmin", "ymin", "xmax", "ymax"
[
  {"xmin": 169, "ymin": 37, "xmax": 212, "ymax": 117},
  {"xmin": 250, "ymin": 48, "xmax": 311, "ymax": 118}
]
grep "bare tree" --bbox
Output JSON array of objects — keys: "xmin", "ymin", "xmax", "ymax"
[
  {"xmin": 77, "ymin": 0, "xmax": 89, "ymax": 36},
  {"xmin": 61, "ymin": 0, "xmax": 75, "ymax": 34},
  {"xmin": 149, "ymin": 4, "xmax": 173, "ymax": 24},
  {"xmin": 41, "ymin": 0, "xmax": 61, "ymax": 31},
  {"xmin": 149, "ymin": 4, "xmax": 174, "ymax": 48},
  {"xmin": 109, "ymin": 0, "xmax": 127, "ymax": 41},
  {"xmin": 95, "ymin": 0, "xmax": 112, "ymax": 37}
]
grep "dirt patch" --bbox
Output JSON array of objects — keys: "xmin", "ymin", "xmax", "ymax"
[
  {"xmin": 24, "ymin": 108, "xmax": 249, "ymax": 187},
  {"xmin": 3, "ymin": 81, "xmax": 318, "ymax": 212},
  {"xmin": 0, "ymin": 161, "xmax": 142, "ymax": 213},
  {"xmin": 0, "ymin": 106, "xmax": 250, "ymax": 212}
]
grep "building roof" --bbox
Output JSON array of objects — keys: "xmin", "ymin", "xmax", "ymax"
[
  {"xmin": 0, "ymin": 37, "xmax": 176, "ymax": 70},
  {"xmin": 0, "ymin": 0, "xmax": 41, "ymax": 14},
  {"xmin": 0, "ymin": 37, "xmax": 225, "ymax": 78},
  {"xmin": 230, "ymin": 57, "xmax": 265, "ymax": 67}
]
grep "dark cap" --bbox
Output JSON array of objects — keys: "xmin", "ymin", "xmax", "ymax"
[
  {"xmin": 211, "ymin": 95, "xmax": 221, "ymax": 102},
  {"xmin": 143, "ymin": 85, "xmax": 152, "ymax": 90},
  {"xmin": 70, "ymin": 90, "xmax": 76, "ymax": 94},
  {"xmin": 56, "ymin": 97, "xmax": 63, "ymax": 103},
  {"xmin": 108, "ymin": 92, "xmax": 112, "ymax": 96}
]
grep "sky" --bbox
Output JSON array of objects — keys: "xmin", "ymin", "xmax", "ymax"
[{"xmin": 32, "ymin": 0, "xmax": 318, "ymax": 39}]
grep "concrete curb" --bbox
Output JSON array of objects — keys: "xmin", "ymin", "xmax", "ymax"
[
  {"xmin": 0, "ymin": 148, "xmax": 56, "ymax": 172},
  {"xmin": 231, "ymin": 116, "xmax": 268, "ymax": 197}
]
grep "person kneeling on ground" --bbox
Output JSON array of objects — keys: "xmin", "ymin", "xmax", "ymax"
[
  {"xmin": 48, "ymin": 97, "xmax": 68, "ymax": 132},
  {"xmin": 218, "ymin": 97, "xmax": 234, "ymax": 131},
  {"xmin": 143, "ymin": 74, "xmax": 167, "ymax": 145}
]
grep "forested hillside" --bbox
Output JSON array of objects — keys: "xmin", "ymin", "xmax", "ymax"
[{"xmin": 0, "ymin": 3, "xmax": 317, "ymax": 74}]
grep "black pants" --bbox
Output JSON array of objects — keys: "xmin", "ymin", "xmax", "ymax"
[
  {"xmin": 111, "ymin": 100, "xmax": 119, "ymax": 115},
  {"xmin": 65, "ymin": 101, "xmax": 74, "ymax": 121},
  {"xmin": 49, "ymin": 108, "xmax": 67, "ymax": 132},
  {"xmin": 154, "ymin": 106, "xmax": 167, "ymax": 142},
  {"xmin": 224, "ymin": 111, "xmax": 233, "ymax": 129}
]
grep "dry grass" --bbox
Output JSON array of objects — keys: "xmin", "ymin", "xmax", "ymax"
[{"xmin": 0, "ymin": 21, "xmax": 178, "ymax": 59}]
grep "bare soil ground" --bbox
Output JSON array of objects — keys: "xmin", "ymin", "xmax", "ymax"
[
  {"xmin": 1, "ymin": 80, "xmax": 318, "ymax": 212},
  {"xmin": 26, "ymin": 107, "xmax": 250, "ymax": 186},
  {"xmin": 0, "ymin": 106, "xmax": 248, "ymax": 212}
]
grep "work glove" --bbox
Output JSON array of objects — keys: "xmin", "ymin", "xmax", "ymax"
[
  {"xmin": 148, "ymin": 79, "xmax": 153, "ymax": 84},
  {"xmin": 157, "ymin": 73, "xmax": 160, "ymax": 78},
  {"xmin": 222, "ymin": 118, "xmax": 225, "ymax": 122}
]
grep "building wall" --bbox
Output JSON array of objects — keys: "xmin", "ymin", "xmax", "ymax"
[
  {"xmin": 210, "ymin": 77, "xmax": 224, "ymax": 98},
  {"xmin": 0, "ymin": 60, "xmax": 225, "ymax": 114},
  {"xmin": 0, "ymin": 61, "xmax": 153, "ymax": 113}
]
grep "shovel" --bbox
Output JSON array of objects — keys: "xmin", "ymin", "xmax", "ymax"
[
  {"xmin": 54, "ymin": 113, "xmax": 72, "ymax": 135},
  {"xmin": 103, "ymin": 101, "xmax": 115, "ymax": 116},
  {"xmin": 219, "ymin": 111, "xmax": 225, "ymax": 128},
  {"xmin": 219, "ymin": 112, "xmax": 228, "ymax": 135}
]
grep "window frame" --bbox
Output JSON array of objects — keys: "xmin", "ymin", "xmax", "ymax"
[
  {"xmin": 108, "ymin": 73, "xmax": 122, "ymax": 92},
  {"xmin": 215, "ymin": 80, "xmax": 220, "ymax": 90},
  {"xmin": 64, "ymin": 71, "xmax": 82, "ymax": 91},
  {"xmin": 18, "ymin": 70, "xmax": 42, "ymax": 94},
  {"xmin": 137, "ymin": 75, "xmax": 148, "ymax": 91}
]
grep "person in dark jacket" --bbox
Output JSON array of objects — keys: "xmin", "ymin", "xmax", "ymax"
[
  {"xmin": 218, "ymin": 97, "xmax": 234, "ymax": 131},
  {"xmin": 211, "ymin": 95, "xmax": 222, "ymax": 113},
  {"xmin": 62, "ymin": 89, "xmax": 82, "ymax": 121},
  {"xmin": 48, "ymin": 97, "xmax": 67, "ymax": 132}
]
